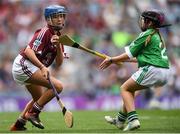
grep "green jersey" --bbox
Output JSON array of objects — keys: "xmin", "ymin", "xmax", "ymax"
[{"xmin": 125, "ymin": 29, "xmax": 169, "ymax": 68}]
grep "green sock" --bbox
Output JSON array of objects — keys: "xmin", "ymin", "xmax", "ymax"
[
  {"xmin": 117, "ymin": 111, "xmax": 127, "ymax": 122},
  {"xmin": 127, "ymin": 111, "xmax": 138, "ymax": 123}
]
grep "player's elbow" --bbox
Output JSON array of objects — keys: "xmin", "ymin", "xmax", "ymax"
[{"xmin": 24, "ymin": 47, "xmax": 33, "ymax": 57}]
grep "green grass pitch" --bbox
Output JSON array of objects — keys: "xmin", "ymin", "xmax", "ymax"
[{"xmin": 0, "ymin": 109, "xmax": 180, "ymax": 133}]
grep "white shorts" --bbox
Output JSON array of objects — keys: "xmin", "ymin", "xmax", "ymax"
[
  {"xmin": 131, "ymin": 65, "xmax": 170, "ymax": 87},
  {"xmin": 12, "ymin": 54, "xmax": 39, "ymax": 85}
]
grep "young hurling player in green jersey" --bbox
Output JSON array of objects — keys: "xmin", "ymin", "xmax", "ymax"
[{"xmin": 99, "ymin": 9, "xmax": 171, "ymax": 131}]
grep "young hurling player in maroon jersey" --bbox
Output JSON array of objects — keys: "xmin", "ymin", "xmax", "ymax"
[{"xmin": 10, "ymin": 5, "xmax": 68, "ymax": 131}]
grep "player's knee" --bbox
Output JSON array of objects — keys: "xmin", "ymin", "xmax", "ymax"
[
  {"xmin": 120, "ymin": 86, "xmax": 130, "ymax": 94},
  {"xmin": 55, "ymin": 83, "xmax": 63, "ymax": 94},
  {"xmin": 120, "ymin": 86, "xmax": 135, "ymax": 98},
  {"xmin": 120, "ymin": 86, "xmax": 127, "ymax": 92},
  {"xmin": 120, "ymin": 87, "xmax": 125, "ymax": 95}
]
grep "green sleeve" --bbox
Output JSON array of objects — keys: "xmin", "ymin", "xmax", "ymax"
[{"xmin": 129, "ymin": 32, "xmax": 148, "ymax": 57}]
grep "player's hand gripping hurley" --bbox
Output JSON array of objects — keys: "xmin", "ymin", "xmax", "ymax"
[
  {"xmin": 59, "ymin": 35, "xmax": 122, "ymax": 66},
  {"xmin": 47, "ymin": 74, "xmax": 73, "ymax": 128}
]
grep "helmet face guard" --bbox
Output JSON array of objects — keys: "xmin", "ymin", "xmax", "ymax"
[
  {"xmin": 44, "ymin": 5, "xmax": 68, "ymax": 30},
  {"xmin": 141, "ymin": 10, "xmax": 171, "ymax": 28}
]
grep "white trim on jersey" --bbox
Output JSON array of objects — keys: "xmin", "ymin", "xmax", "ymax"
[
  {"xmin": 125, "ymin": 46, "xmax": 134, "ymax": 59},
  {"xmin": 32, "ymin": 27, "xmax": 48, "ymax": 51},
  {"xmin": 37, "ymin": 27, "xmax": 47, "ymax": 40}
]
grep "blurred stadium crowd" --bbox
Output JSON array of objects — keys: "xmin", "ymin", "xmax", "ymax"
[{"xmin": 0, "ymin": 0, "xmax": 180, "ymax": 109}]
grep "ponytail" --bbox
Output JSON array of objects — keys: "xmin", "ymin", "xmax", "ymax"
[
  {"xmin": 144, "ymin": 29, "xmax": 166, "ymax": 48},
  {"xmin": 145, "ymin": 30, "xmax": 157, "ymax": 46},
  {"xmin": 157, "ymin": 30, "xmax": 166, "ymax": 48}
]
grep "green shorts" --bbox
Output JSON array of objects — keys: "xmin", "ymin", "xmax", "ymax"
[{"xmin": 131, "ymin": 65, "xmax": 170, "ymax": 87}]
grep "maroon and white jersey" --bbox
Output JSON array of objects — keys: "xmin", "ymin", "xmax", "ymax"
[{"xmin": 20, "ymin": 25, "xmax": 62, "ymax": 67}]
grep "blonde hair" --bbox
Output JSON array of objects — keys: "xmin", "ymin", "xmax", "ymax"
[{"xmin": 145, "ymin": 29, "xmax": 165, "ymax": 48}]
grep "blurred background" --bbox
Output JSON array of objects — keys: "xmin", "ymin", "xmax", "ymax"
[{"xmin": 0, "ymin": 0, "xmax": 179, "ymax": 112}]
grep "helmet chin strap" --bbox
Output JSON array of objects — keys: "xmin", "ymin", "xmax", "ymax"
[
  {"xmin": 51, "ymin": 25, "xmax": 63, "ymax": 31},
  {"xmin": 49, "ymin": 18, "xmax": 64, "ymax": 31}
]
